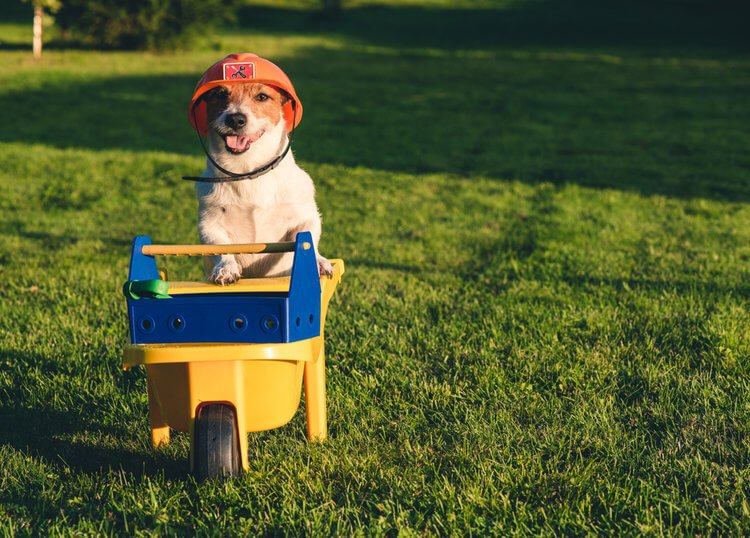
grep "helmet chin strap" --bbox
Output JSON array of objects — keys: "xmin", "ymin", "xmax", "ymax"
[{"xmin": 183, "ymin": 100, "xmax": 296, "ymax": 183}]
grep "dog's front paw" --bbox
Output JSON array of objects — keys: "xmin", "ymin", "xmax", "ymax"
[
  {"xmin": 209, "ymin": 257, "xmax": 242, "ymax": 286},
  {"xmin": 317, "ymin": 255, "xmax": 334, "ymax": 278}
]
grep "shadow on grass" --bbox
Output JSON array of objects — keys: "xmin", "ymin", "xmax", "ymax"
[
  {"xmin": 1, "ymin": 3, "xmax": 749, "ymax": 201},
  {"xmin": 3, "ymin": 44, "xmax": 749, "ymax": 202},
  {"xmin": 0, "ymin": 43, "xmax": 31, "ymax": 52},
  {"xmin": 235, "ymin": 0, "xmax": 750, "ymax": 57},
  {"xmin": 2, "ymin": 0, "xmax": 749, "ymax": 56},
  {"xmin": 0, "ymin": 218, "xmax": 133, "ymax": 251},
  {"xmin": 0, "ymin": 349, "xmax": 187, "ymax": 480},
  {"xmin": 0, "ymin": 404, "xmax": 187, "ymax": 479},
  {"xmin": 0, "ymin": 74, "xmax": 199, "ymax": 155},
  {"xmin": 1, "ymin": 407, "xmax": 187, "ymax": 476},
  {"xmin": 466, "ymin": 224, "xmax": 750, "ymax": 302}
]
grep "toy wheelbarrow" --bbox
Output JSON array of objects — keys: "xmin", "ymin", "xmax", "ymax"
[{"xmin": 122, "ymin": 232, "xmax": 343, "ymax": 480}]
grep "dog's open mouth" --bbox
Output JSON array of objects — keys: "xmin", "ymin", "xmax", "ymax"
[{"xmin": 223, "ymin": 131, "xmax": 265, "ymax": 154}]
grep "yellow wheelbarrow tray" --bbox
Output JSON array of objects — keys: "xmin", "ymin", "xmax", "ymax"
[{"xmin": 122, "ymin": 232, "xmax": 343, "ymax": 478}]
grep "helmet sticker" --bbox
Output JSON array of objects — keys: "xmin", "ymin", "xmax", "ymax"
[{"xmin": 223, "ymin": 62, "xmax": 256, "ymax": 81}]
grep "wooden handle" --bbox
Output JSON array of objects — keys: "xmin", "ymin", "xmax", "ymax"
[{"xmin": 141, "ymin": 241, "xmax": 304, "ymax": 256}]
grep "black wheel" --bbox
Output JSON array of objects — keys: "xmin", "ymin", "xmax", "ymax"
[{"xmin": 193, "ymin": 404, "xmax": 242, "ymax": 481}]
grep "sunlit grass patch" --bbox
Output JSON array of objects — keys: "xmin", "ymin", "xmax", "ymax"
[{"xmin": 1, "ymin": 0, "xmax": 750, "ymax": 534}]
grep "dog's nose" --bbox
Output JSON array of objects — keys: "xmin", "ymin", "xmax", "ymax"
[{"xmin": 225, "ymin": 113, "xmax": 247, "ymax": 130}]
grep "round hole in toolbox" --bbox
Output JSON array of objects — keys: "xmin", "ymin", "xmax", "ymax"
[
  {"xmin": 230, "ymin": 314, "xmax": 248, "ymax": 333},
  {"xmin": 261, "ymin": 315, "xmax": 279, "ymax": 333},
  {"xmin": 295, "ymin": 316, "xmax": 301, "ymax": 327},
  {"xmin": 169, "ymin": 315, "xmax": 186, "ymax": 333},
  {"xmin": 138, "ymin": 317, "xmax": 155, "ymax": 333},
  {"xmin": 309, "ymin": 313, "xmax": 315, "ymax": 325}
]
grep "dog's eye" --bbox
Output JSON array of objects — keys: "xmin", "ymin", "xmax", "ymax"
[{"xmin": 255, "ymin": 93, "xmax": 270, "ymax": 102}]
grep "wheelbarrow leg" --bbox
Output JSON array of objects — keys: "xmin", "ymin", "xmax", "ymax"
[
  {"xmin": 148, "ymin": 376, "xmax": 170, "ymax": 448},
  {"xmin": 304, "ymin": 345, "xmax": 327, "ymax": 441}
]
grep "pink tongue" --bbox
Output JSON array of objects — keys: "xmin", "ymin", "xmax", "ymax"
[
  {"xmin": 226, "ymin": 132, "xmax": 264, "ymax": 151},
  {"xmin": 225, "ymin": 135, "xmax": 248, "ymax": 150}
]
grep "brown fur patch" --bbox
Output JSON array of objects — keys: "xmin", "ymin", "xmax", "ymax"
[{"xmin": 205, "ymin": 83, "xmax": 287, "ymax": 127}]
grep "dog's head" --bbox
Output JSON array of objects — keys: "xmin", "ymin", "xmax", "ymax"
[
  {"xmin": 188, "ymin": 53, "xmax": 303, "ymax": 168},
  {"xmin": 204, "ymin": 83, "xmax": 291, "ymax": 156}
]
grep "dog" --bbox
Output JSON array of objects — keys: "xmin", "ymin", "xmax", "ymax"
[{"xmin": 188, "ymin": 54, "xmax": 332, "ymax": 285}]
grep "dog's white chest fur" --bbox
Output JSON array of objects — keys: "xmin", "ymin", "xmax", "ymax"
[
  {"xmin": 193, "ymin": 80, "xmax": 330, "ymax": 284},
  {"xmin": 196, "ymin": 152, "xmax": 325, "ymax": 280}
]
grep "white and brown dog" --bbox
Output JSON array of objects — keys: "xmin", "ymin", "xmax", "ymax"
[{"xmin": 188, "ymin": 54, "xmax": 332, "ymax": 285}]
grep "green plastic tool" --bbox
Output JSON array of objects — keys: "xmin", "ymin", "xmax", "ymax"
[{"xmin": 123, "ymin": 279, "xmax": 171, "ymax": 300}]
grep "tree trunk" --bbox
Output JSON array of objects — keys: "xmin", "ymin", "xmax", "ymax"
[{"xmin": 33, "ymin": 4, "xmax": 43, "ymax": 59}]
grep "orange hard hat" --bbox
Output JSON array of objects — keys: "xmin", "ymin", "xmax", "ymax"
[{"xmin": 188, "ymin": 53, "xmax": 303, "ymax": 136}]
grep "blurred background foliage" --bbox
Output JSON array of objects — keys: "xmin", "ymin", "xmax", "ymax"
[
  {"xmin": 54, "ymin": 0, "xmax": 238, "ymax": 50},
  {"xmin": 5, "ymin": 0, "xmax": 749, "ymax": 52}
]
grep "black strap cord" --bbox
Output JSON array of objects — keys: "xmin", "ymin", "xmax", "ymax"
[{"xmin": 183, "ymin": 98, "xmax": 297, "ymax": 183}]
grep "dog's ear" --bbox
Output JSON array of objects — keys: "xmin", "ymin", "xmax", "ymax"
[{"xmin": 278, "ymin": 89, "xmax": 291, "ymax": 106}]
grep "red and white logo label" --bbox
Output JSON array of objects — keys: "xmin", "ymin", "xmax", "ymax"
[{"xmin": 223, "ymin": 62, "xmax": 255, "ymax": 80}]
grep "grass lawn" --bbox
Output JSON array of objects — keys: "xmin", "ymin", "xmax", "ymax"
[{"xmin": 2, "ymin": 0, "xmax": 750, "ymax": 534}]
